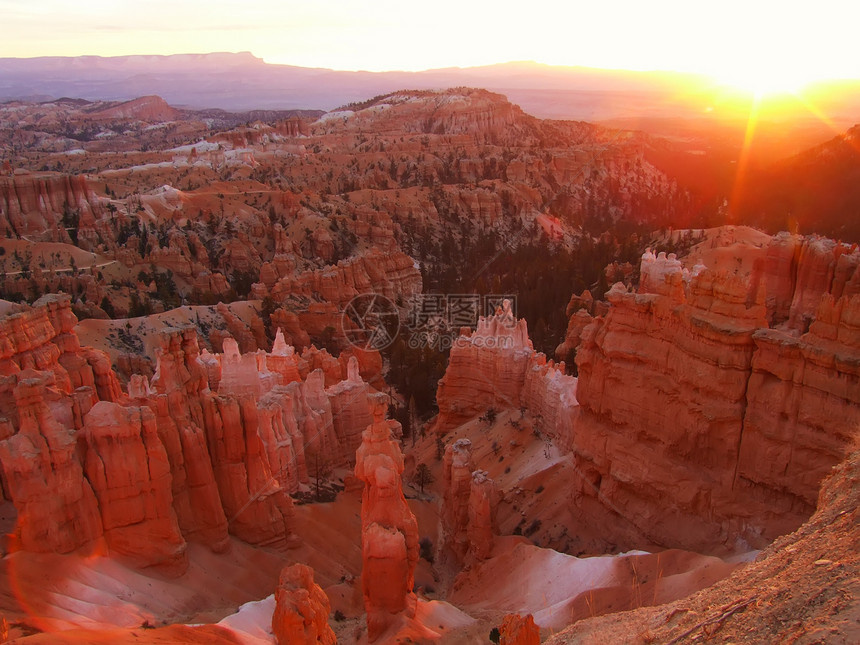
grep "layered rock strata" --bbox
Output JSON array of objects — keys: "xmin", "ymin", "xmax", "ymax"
[
  {"xmin": 271, "ymin": 563, "xmax": 336, "ymax": 645},
  {"xmin": 435, "ymin": 234, "xmax": 859, "ymax": 553},
  {"xmin": 440, "ymin": 439, "xmax": 498, "ymax": 566},
  {"xmin": 354, "ymin": 396, "xmax": 419, "ymax": 641},
  {"xmin": 0, "ymin": 298, "xmax": 384, "ymax": 565},
  {"xmin": 573, "ymin": 248, "xmax": 859, "ymax": 550}
]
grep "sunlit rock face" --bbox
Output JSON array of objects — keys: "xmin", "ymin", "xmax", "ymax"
[
  {"xmin": 0, "ymin": 295, "xmax": 119, "ymax": 554},
  {"xmin": 747, "ymin": 233, "xmax": 860, "ymax": 330},
  {"xmin": 435, "ymin": 299, "xmax": 578, "ymax": 438},
  {"xmin": 0, "ymin": 295, "xmax": 387, "ymax": 563},
  {"xmin": 272, "ymin": 563, "xmax": 336, "ymax": 645},
  {"xmin": 83, "ymin": 401, "xmax": 188, "ymax": 574},
  {"xmin": 0, "ymin": 374, "xmax": 103, "ymax": 553},
  {"xmin": 571, "ymin": 241, "xmax": 859, "ymax": 552},
  {"xmin": 354, "ymin": 396, "xmax": 419, "ymax": 642},
  {"xmin": 433, "ymin": 232, "xmax": 858, "ymax": 555},
  {"xmin": 500, "ymin": 613, "xmax": 541, "ymax": 645},
  {"xmin": 434, "ymin": 296, "xmax": 578, "ymax": 445}
]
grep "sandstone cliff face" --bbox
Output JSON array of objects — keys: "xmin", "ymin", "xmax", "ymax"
[
  {"xmin": 0, "ymin": 298, "xmax": 386, "ymax": 564},
  {"xmin": 574, "ymin": 274, "xmax": 767, "ymax": 550},
  {"xmin": 739, "ymin": 294, "xmax": 860, "ymax": 516},
  {"xmin": 435, "ymin": 303, "xmax": 578, "ymax": 448},
  {"xmin": 0, "ymin": 173, "xmax": 105, "ymax": 246},
  {"xmin": 0, "ymin": 375, "xmax": 103, "ymax": 553},
  {"xmin": 0, "ymin": 294, "xmax": 121, "ymax": 411},
  {"xmin": 554, "ymin": 290, "xmax": 596, "ymax": 362},
  {"xmin": 272, "ymin": 563, "xmax": 336, "ymax": 645},
  {"xmin": 435, "ymin": 233, "xmax": 858, "ymax": 554},
  {"xmin": 354, "ymin": 399, "xmax": 419, "ymax": 642},
  {"xmin": 82, "ymin": 401, "xmax": 188, "ymax": 573},
  {"xmin": 749, "ymin": 232, "xmax": 860, "ymax": 330},
  {"xmin": 467, "ymin": 470, "xmax": 497, "ymax": 563},
  {"xmin": 142, "ymin": 328, "xmax": 231, "ymax": 552},
  {"xmin": 440, "ymin": 439, "xmax": 499, "ymax": 567},
  {"xmin": 434, "ymin": 311, "xmax": 535, "ymax": 432},
  {"xmin": 572, "ymin": 247, "xmax": 859, "ymax": 551},
  {"xmin": 441, "ymin": 438, "xmax": 474, "ymax": 564},
  {"xmin": 0, "ymin": 295, "xmax": 121, "ymax": 553},
  {"xmin": 269, "ymin": 248, "xmax": 421, "ymax": 307},
  {"xmin": 500, "ymin": 613, "xmax": 541, "ymax": 645},
  {"xmin": 327, "ymin": 356, "xmax": 374, "ymax": 464}
]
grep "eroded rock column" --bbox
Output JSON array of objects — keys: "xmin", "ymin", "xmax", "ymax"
[
  {"xmin": 442, "ymin": 438, "xmax": 474, "ymax": 564},
  {"xmin": 272, "ymin": 563, "xmax": 336, "ymax": 645},
  {"xmin": 83, "ymin": 401, "xmax": 188, "ymax": 574},
  {"xmin": 354, "ymin": 394, "xmax": 419, "ymax": 641}
]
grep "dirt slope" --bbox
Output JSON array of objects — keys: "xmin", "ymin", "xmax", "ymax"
[{"xmin": 545, "ymin": 449, "xmax": 860, "ymax": 645}]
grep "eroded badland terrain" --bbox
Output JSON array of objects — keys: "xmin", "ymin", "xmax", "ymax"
[{"xmin": 0, "ymin": 85, "xmax": 857, "ymax": 644}]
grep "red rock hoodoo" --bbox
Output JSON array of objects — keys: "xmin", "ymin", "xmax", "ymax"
[
  {"xmin": 354, "ymin": 395, "xmax": 420, "ymax": 641},
  {"xmin": 0, "ymin": 296, "xmax": 390, "ymax": 566},
  {"xmin": 441, "ymin": 439, "xmax": 498, "ymax": 566},
  {"xmin": 272, "ymin": 563, "xmax": 336, "ymax": 645}
]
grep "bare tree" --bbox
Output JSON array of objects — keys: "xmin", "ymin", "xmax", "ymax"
[{"xmin": 413, "ymin": 462, "xmax": 434, "ymax": 494}]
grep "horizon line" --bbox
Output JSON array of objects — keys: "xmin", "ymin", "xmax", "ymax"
[{"xmin": 3, "ymin": 51, "xmax": 860, "ymax": 85}]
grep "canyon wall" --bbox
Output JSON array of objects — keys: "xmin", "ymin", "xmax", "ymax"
[
  {"xmin": 574, "ymin": 245, "xmax": 860, "ymax": 551},
  {"xmin": 0, "ymin": 296, "xmax": 383, "ymax": 565},
  {"xmin": 434, "ymin": 236, "xmax": 860, "ymax": 553},
  {"xmin": 0, "ymin": 173, "xmax": 106, "ymax": 246}
]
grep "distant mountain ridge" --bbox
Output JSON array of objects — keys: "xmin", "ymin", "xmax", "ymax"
[{"xmin": 3, "ymin": 52, "xmax": 859, "ymax": 124}]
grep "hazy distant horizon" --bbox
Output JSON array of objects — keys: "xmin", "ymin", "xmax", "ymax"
[{"xmin": 2, "ymin": 0, "xmax": 859, "ymax": 93}]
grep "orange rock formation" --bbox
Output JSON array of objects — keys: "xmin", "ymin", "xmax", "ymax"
[
  {"xmin": 573, "ymin": 246, "xmax": 860, "ymax": 551},
  {"xmin": 83, "ymin": 401, "xmax": 188, "ymax": 573},
  {"xmin": 435, "ymin": 235, "xmax": 859, "ymax": 555},
  {"xmin": 500, "ymin": 613, "xmax": 541, "ymax": 645},
  {"xmin": 0, "ymin": 296, "xmax": 388, "ymax": 565},
  {"xmin": 354, "ymin": 396, "xmax": 419, "ymax": 641},
  {"xmin": 271, "ymin": 563, "xmax": 336, "ymax": 645}
]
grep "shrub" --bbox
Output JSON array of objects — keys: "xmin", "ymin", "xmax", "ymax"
[{"xmin": 419, "ymin": 536, "xmax": 434, "ymax": 563}]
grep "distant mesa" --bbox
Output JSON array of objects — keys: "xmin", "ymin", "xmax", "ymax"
[{"xmin": 2, "ymin": 52, "xmax": 858, "ymax": 120}]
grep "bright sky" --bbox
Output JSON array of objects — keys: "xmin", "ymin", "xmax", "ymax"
[{"xmin": 2, "ymin": 0, "xmax": 859, "ymax": 93}]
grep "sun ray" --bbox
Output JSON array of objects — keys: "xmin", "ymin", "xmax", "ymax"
[{"xmin": 726, "ymin": 92, "xmax": 763, "ymax": 223}]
